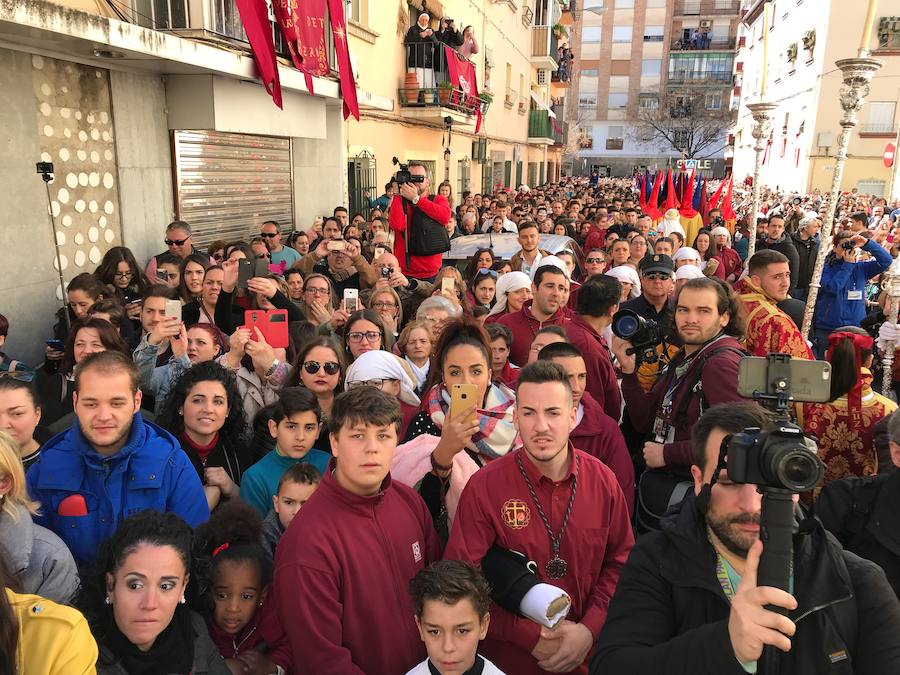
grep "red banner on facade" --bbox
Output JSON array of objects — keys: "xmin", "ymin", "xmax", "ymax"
[
  {"xmin": 234, "ymin": 0, "xmax": 282, "ymax": 107},
  {"xmin": 444, "ymin": 46, "xmax": 481, "ymax": 132},
  {"xmin": 272, "ymin": 0, "xmax": 329, "ymax": 78},
  {"xmin": 327, "ymin": 0, "xmax": 359, "ymax": 120}
]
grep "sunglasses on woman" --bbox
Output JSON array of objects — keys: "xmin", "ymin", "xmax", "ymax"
[
  {"xmin": 303, "ymin": 360, "xmax": 341, "ymax": 375},
  {"xmin": 475, "ymin": 268, "xmax": 498, "ymax": 279}
]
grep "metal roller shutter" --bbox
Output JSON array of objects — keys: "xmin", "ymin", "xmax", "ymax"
[{"xmin": 172, "ymin": 130, "xmax": 294, "ymax": 248}]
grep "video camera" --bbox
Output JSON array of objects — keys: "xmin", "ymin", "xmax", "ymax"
[
  {"xmin": 392, "ymin": 157, "xmax": 425, "ymax": 186},
  {"xmin": 611, "ymin": 309, "xmax": 663, "ymax": 364},
  {"xmin": 718, "ymin": 354, "xmax": 829, "ymax": 669}
]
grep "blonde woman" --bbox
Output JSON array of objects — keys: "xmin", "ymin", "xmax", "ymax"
[{"xmin": 0, "ymin": 430, "xmax": 79, "ymax": 603}]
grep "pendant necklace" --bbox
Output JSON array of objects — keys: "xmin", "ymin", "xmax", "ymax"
[{"xmin": 516, "ymin": 451, "xmax": 579, "ymax": 579}]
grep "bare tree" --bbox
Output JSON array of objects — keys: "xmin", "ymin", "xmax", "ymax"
[{"xmin": 631, "ymin": 89, "xmax": 735, "ymax": 159}]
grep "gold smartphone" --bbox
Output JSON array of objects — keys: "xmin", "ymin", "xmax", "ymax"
[{"xmin": 450, "ymin": 384, "xmax": 478, "ymax": 420}]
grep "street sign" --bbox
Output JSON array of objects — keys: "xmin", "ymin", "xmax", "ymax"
[{"xmin": 885, "ymin": 142, "xmax": 895, "ymax": 168}]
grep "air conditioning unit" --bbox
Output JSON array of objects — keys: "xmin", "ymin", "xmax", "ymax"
[
  {"xmin": 699, "ymin": 20, "xmax": 712, "ymax": 28},
  {"xmin": 537, "ymin": 68, "xmax": 549, "ymax": 85}
]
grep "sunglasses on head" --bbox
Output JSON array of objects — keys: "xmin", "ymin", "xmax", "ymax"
[
  {"xmin": 475, "ymin": 268, "xmax": 498, "ymax": 278},
  {"xmin": 303, "ymin": 360, "xmax": 341, "ymax": 375},
  {"xmin": 165, "ymin": 237, "xmax": 190, "ymax": 246}
]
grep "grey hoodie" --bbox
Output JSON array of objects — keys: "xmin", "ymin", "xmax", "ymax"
[{"xmin": 0, "ymin": 502, "xmax": 79, "ymax": 603}]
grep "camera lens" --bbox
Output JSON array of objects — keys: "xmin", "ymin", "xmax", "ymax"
[
  {"xmin": 614, "ymin": 314, "xmax": 639, "ymax": 338},
  {"xmin": 771, "ymin": 449, "xmax": 823, "ymax": 492}
]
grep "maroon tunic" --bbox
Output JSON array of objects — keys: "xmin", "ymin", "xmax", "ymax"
[
  {"xmin": 496, "ymin": 301, "xmax": 573, "ymax": 367},
  {"xmin": 565, "ymin": 315, "xmax": 622, "ymax": 421}
]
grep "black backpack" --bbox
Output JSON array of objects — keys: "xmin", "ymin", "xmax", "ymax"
[{"xmin": 403, "ymin": 197, "xmax": 451, "ymax": 260}]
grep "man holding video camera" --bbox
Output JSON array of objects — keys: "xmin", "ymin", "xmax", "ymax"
[
  {"xmin": 613, "ymin": 277, "xmax": 745, "ymax": 473},
  {"xmin": 592, "ymin": 402, "xmax": 900, "ymax": 674},
  {"xmin": 389, "ymin": 161, "xmax": 452, "ymax": 282}
]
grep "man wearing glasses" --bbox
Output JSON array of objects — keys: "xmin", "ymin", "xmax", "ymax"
[
  {"xmin": 144, "ymin": 220, "xmax": 209, "ymax": 284},
  {"xmin": 261, "ymin": 220, "xmax": 301, "ymax": 269}
]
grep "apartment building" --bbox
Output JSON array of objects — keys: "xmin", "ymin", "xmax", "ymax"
[
  {"xmin": 569, "ymin": 0, "xmax": 738, "ymax": 177},
  {"xmin": 731, "ymin": 0, "xmax": 900, "ymax": 195},
  {"xmin": 0, "ymin": 0, "xmax": 347, "ymax": 363},
  {"xmin": 344, "ymin": 0, "xmax": 569, "ymax": 216}
]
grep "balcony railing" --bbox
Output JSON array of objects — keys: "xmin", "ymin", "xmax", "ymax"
[
  {"xmin": 671, "ymin": 37, "xmax": 736, "ymax": 51},
  {"xmin": 675, "ymin": 0, "xmax": 741, "ymax": 16},
  {"xmin": 667, "ymin": 70, "xmax": 733, "ymax": 83},
  {"xmin": 128, "ymin": 0, "xmax": 336, "ymax": 72},
  {"xmin": 528, "ymin": 110, "xmax": 554, "ymax": 140},
  {"xmin": 532, "ymin": 26, "xmax": 560, "ymax": 63},
  {"xmin": 860, "ymin": 122, "xmax": 897, "ymax": 134},
  {"xmin": 400, "ymin": 44, "xmax": 490, "ymax": 116}
]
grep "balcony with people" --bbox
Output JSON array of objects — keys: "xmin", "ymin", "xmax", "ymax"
[
  {"xmin": 671, "ymin": 33, "xmax": 736, "ymax": 51},
  {"xmin": 399, "ymin": 13, "xmax": 488, "ymax": 124}
]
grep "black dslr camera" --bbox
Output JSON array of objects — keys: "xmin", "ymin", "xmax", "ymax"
[
  {"xmin": 611, "ymin": 309, "xmax": 663, "ymax": 364},
  {"xmin": 392, "ymin": 156, "xmax": 425, "ymax": 186},
  {"xmin": 726, "ymin": 423, "xmax": 823, "ymax": 493}
]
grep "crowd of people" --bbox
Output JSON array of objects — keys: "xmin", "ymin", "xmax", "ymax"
[{"xmin": 4, "ymin": 169, "xmax": 900, "ymax": 674}]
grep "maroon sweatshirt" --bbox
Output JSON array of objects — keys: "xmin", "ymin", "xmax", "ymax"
[
  {"xmin": 273, "ymin": 461, "xmax": 442, "ymax": 675},
  {"xmin": 565, "ymin": 315, "xmax": 622, "ymax": 421},
  {"xmin": 621, "ymin": 336, "xmax": 745, "ymax": 468},
  {"xmin": 572, "ymin": 392, "xmax": 634, "ymax": 515},
  {"xmin": 496, "ymin": 301, "xmax": 573, "ymax": 367},
  {"xmin": 207, "ymin": 597, "xmax": 292, "ymax": 671}
]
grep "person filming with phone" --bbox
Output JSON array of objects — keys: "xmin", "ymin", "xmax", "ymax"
[
  {"xmin": 389, "ymin": 160, "xmax": 452, "ymax": 283},
  {"xmin": 812, "ymin": 230, "xmax": 892, "ymax": 358},
  {"xmin": 293, "ymin": 234, "xmax": 376, "ymax": 296}
]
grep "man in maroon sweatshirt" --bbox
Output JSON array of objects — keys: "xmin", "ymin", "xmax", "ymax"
[
  {"xmin": 445, "ymin": 361, "xmax": 634, "ymax": 674},
  {"xmin": 611, "ymin": 277, "xmax": 745, "ymax": 473},
  {"xmin": 389, "ymin": 161, "xmax": 451, "ymax": 281},
  {"xmin": 497, "ymin": 264, "xmax": 573, "ymax": 366},
  {"xmin": 539, "ymin": 342, "xmax": 634, "ymax": 515},
  {"xmin": 564, "ymin": 274, "xmax": 622, "ymax": 421},
  {"xmin": 273, "ymin": 386, "xmax": 441, "ymax": 675}
]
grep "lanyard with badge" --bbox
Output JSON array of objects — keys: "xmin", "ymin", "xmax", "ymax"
[{"xmin": 652, "ymin": 358, "xmax": 692, "ymax": 443}]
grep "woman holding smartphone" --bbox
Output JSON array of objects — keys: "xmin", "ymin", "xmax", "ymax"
[{"xmin": 403, "ymin": 319, "xmax": 516, "ymax": 537}]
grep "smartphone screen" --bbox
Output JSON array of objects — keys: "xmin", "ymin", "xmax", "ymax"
[{"xmin": 344, "ymin": 288, "xmax": 359, "ymax": 313}]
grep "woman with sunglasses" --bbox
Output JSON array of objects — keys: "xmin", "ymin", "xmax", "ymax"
[
  {"xmin": 156, "ymin": 362, "xmax": 253, "ymax": 512},
  {"xmin": 403, "ymin": 319, "xmax": 517, "ymax": 538},
  {"xmin": 95, "ymin": 246, "xmax": 151, "ymax": 321},
  {"xmin": 342, "ymin": 309, "xmax": 386, "ymax": 363},
  {"xmin": 0, "ymin": 375, "xmax": 44, "ymax": 472},
  {"xmin": 345, "ymin": 350, "xmax": 420, "ymax": 439},
  {"xmin": 463, "ymin": 248, "xmax": 495, "ymax": 282},
  {"xmin": 467, "ymin": 269, "xmax": 497, "ymax": 311},
  {"xmin": 37, "ymin": 317, "xmax": 129, "ymax": 434},
  {"xmin": 207, "ymin": 240, "xmax": 227, "ymax": 264},
  {"xmin": 367, "ymin": 287, "xmax": 403, "ymax": 343},
  {"xmin": 288, "ymin": 337, "xmax": 345, "ymax": 454}
]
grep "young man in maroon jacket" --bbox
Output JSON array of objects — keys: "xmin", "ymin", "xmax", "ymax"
[
  {"xmin": 564, "ymin": 274, "xmax": 622, "ymax": 421},
  {"xmin": 497, "ymin": 264, "xmax": 572, "ymax": 367},
  {"xmin": 445, "ymin": 361, "xmax": 634, "ymax": 675},
  {"xmin": 273, "ymin": 386, "xmax": 441, "ymax": 675},
  {"xmin": 539, "ymin": 342, "xmax": 634, "ymax": 515},
  {"xmin": 389, "ymin": 161, "xmax": 452, "ymax": 282}
]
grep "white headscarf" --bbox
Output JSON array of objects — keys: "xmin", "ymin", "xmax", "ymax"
[
  {"xmin": 710, "ymin": 226, "xmax": 731, "ymax": 244},
  {"xmin": 417, "ymin": 12, "xmax": 430, "ymax": 27},
  {"xmin": 345, "ymin": 350, "xmax": 420, "ymax": 408},
  {"xmin": 488, "ymin": 271, "xmax": 531, "ymax": 316},
  {"xmin": 603, "ymin": 266, "xmax": 640, "ymax": 298},
  {"xmin": 675, "ymin": 265, "xmax": 705, "ymax": 281},
  {"xmin": 673, "ymin": 247, "xmax": 701, "ymax": 263},
  {"xmin": 530, "ymin": 255, "xmax": 571, "ymax": 281}
]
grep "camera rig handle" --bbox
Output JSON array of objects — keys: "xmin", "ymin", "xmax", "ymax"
[{"xmin": 758, "ymin": 487, "xmax": 795, "ymax": 675}]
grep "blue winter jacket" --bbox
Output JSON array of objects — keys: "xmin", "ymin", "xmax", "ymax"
[
  {"xmin": 26, "ymin": 413, "xmax": 209, "ymax": 566},
  {"xmin": 815, "ymin": 239, "xmax": 893, "ymax": 331}
]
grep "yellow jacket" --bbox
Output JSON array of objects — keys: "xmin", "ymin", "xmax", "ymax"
[{"xmin": 7, "ymin": 589, "xmax": 98, "ymax": 674}]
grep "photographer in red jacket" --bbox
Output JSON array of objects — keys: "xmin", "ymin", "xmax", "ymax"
[{"xmin": 389, "ymin": 161, "xmax": 451, "ymax": 282}]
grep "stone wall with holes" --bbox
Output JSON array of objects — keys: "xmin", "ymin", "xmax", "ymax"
[
  {"xmin": 0, "ymin": 48, "xmax": 128, "ymax": 365},
  {"xmin": 32, "ymin": 54, "xmax": 122, "ymax": 277}
]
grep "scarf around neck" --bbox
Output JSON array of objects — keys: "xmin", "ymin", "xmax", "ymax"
[
  {"xmin": 424, "ymin": 382, "xmax": 518, "ymax": 459},
  {"xmin": 103, "ymin": 605, "xmax": 196, "ymax": 675}
]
